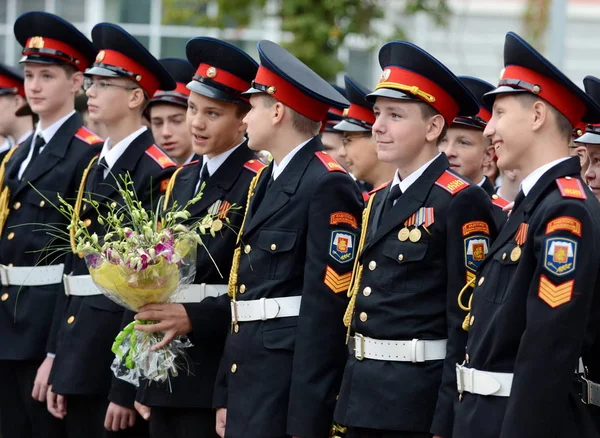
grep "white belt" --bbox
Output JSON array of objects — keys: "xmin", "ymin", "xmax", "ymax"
[
  {"xmin": 456, "ymin": 363, "xmax": 513, "ymax": 397},
  {"xmin": 176, "ymin": 284, "xmax": 228, "ymax": 303},
  {"xmin": 350, "ymin": 334, "xmax": 447, "ymax": 362},
  {"xmin": 231, "ymin": 296, "xmax": 302, "ymax": 322},
  {"xmin": 0, "ymin": 264, "xmax": 64, "ymax": 287},
  {"xmin": 63, "ymin": 274, "xmax": 102, "ymax": 296},
  {"xmin": 581, "ymin": 377, "xmax": 600, "ymax": 407}
]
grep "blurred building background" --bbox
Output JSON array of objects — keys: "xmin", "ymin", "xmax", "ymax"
[{"xmin": 0, "ymin": 0, "xmax": 599, "ymax": 89}]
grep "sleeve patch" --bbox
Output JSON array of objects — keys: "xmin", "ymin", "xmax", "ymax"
[
  {"xmin": 462, "ymin": 221, "xmax": 490, "ymax": 237},
  {"xmin": 538, "ymin": 275, "xmax": 574, "ymax": 308},
  {"xmin": 466, "ymin": 270, "xmax": 476, "ymax": 287},
  {"xmin": 159, "ymin": 179, "xmax": 169, "ymax": 192},
  {"xmin": 145, "ymin": 144, "xmax": 177, "ymax": 169},
  {"xmin": 329, "ymin": 230, "xmax": 356, "ymax": 263},
  {"xmin": 243, "ymin": 159, "xmax": 265, "ymax": 174},
  {"xmin": 556, "ymin": 177, "xmax": 587, "ymax": 200},
  {"xmin": 543, "ymin": 237, "xmax": 576, "ymax": 276},
  {"xmin": 314, "ymin": 151, "xmax": 347, "ymax": 173},
  {"xmin": 324, "ymin": 266, "xmax": 352, "ymax": 294},
  {"xmin": 546, "ymin": 216, "xmax": 582, "ymax": 237},
  {"xmin": 435, "ymin": 171, "xmax": 470, "ymax": 195},
  {"xmin": 464, "ymin": 236, "xmax": 490, "ymax": 272},
  {"xmin": 330, "ymin": 212, "xmax": 358, "ymax": 229}
]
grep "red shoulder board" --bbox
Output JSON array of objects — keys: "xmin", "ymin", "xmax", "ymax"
[
  {"xmin": 362, "ymin": 191, "xmax": 370, "ymax": 202},
  {"xmin": 491, "ymin": 193, "xmax": 510, "ymax": 208},
  {"xmin": 369, "ymin": 181, "xmax": 390, "ymax": 195},
  {"xmin": 435, "ymin": 171, "xmax": 470, "ymax": 195},
  {"xmin": 314, "ymin": 151, "xmax": 347, "ymax": 173},
  {"xmin": 243, "ymin": 159, "xmax": 265, "ymax": 174},
  {"xmin": 75, "ymin": 126, "xmax": 103, "ymax": 145},
  {"xmin": 145, "ymin": 144, "xmax": 176, "ymax": 169},
  {"xmin": 179, "ymin": 159, "xmax": 200, "ymax": 168},
  {"xmin": 556, "ymin": 177, "xmax": 587, "ymax": 200}
]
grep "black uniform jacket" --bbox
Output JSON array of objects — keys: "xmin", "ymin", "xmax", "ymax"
[
  {"xmin": 334, "ymin": 153, "xmax": 497, "ymax": 438},
  {"xmin": 213, "ymin": 137, "xmax": 364, "ymax": 438},
  {"xmin": 0, "ymin": 112, "xmax": 102, "ymax": 361},
  {"xmin": 453, "ymin": 157, "xmax": 600, "ymax": 438},
  {"xmin": 49, "ymin": 128, "xmax": 176, "ymax": 396}
]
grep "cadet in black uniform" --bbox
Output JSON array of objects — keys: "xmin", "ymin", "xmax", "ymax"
[
  {"xmin": 46, "ymin": 23, "xmax": 176, "ymax": 438},
  {"xmin": 127, "ymin": 37, "xmax": 262, "ymax": 438},
  {"xmin": 333, "ymin": 41, "xmax": 497, "ymax": 438},
  {"xmin": 213, "ymin": 40, "xmax": 363, "ymax": 438},
  {"xmin": 0, "ymin": 12, "xmax": 102, "ymax": 438},
  {"xmin": 438, "ymin": 76, "xmax": 509, "ymax": 228},
  {"xmin": 453, "ymin": 32, "xmax": 600, "ymax": 438},
  {"xmin": 321, "ymin": 84, "xmax": 348, "ymax": 166},
  {"xmin": 0, "ymin": 64, "xmax": 34, "ymax": 161}
]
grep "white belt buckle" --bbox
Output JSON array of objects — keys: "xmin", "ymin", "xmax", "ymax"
[
  {"xmin": 411, "ymin": 338, "xmax": 426, "ymax": 363},
  {"xmin": 259, "ymin": 297, "xmax": 267, "ymax": 321},
  {"xmin": 200, "ymin": 283, "xmax": 207, "ymax": 300},
  {"xmin": 354, "ymin": 333, "xmax": 365, "ymax": 361},
  {"xmin": 63, "ymin": 274, "xmax": 70, "ymax": 296},
  {"xmin": 0, "ymin": 265, "xmax": 9, "ymax": 287},
  {"xmin": 456, "ymin": 362, "xmax": 472, "ymax": 397}
]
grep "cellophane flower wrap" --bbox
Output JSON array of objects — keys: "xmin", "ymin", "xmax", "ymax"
[{"xmin": 61, "ymin": 173, "xmax": 232, "ymax": 386}]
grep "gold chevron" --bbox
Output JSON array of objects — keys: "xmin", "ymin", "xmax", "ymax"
[
  {"xmin": 324, "ymin": 266, "xmax": 352, "ymax": 294},
  {"xmin": 538, "ymin": 275, "xmax": 573, "ymax": 308}
]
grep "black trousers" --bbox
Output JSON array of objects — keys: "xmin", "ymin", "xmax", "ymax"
[
  {"xmin": 149, "ymin": 406, "xmax": 218, "ymax": 438},
  {"xmin": 65, "ymin": 394, "xmax": 148, "ymax": 438},
  {"xmin": 346, "ymin": 427, "xmax": 432, "ymax": 438},
  {"xmin": 0, "ymin": 359, "xmax": 66, "ymax": 438}
]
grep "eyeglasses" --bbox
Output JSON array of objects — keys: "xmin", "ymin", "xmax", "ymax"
[
  {"xmin": 342, "ymin": 134, "xmax": 371, "ymax": 146},
  {"xmin": 83, "ymin": 77, "xmax": 140, "ymax": 92}
]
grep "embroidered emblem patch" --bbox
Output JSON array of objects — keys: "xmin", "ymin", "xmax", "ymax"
[
  {"xmin": 538, "ymin": 275, "xmax": 574, "ymax": 308},
  {"xmin": 330, "ymin": 212, "xmax": 358, "ymax": 229},
  {"xmin": 159, "ymin": 179, "xmax": 169, "ymax": 192},
  {"xmin": 329, "ymin": 230, "xmax": 356, "ymax": 264},
  {"xmin": 464, "ymin": 236, "xmax": 490, "ymax": 272},
  {"xmin": 462, "ymin": 221, "xmax": 490, "ymax": 237},
  {"xmin": 546, "ymin": 217, "xmax": 582, "ymax": 237},
  {"xmin": 324, "ymin": 266, "xmax": 352, "ymax": 294},
  {"xmin": 544, "ymin": 238, "xmax": 576, "ymax": 276}
]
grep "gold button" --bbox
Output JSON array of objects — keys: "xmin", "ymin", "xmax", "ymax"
[
  {"xmin": 359, "ymin": 312, "xmax": 368, "ymax": 322},
  {"xmin": 84, "ymin": 218, "xmax": 92, "ymax": 227},
  {"xmin": 363, "ymin": 287, "xmax": 372, "ymax": 297},
  {"xmin": 234, "ymin": 324, "xmax": 239, "ymax": 333},
  {"xmin": 270, "ymin": 243, "xmax": 277, "ymax": 251},
  {"xmin": 231, "ymin": 363, "xmax": 237, "ymax": 373},
  {"xmin": 502, "ymin": 253, "xmax": 507, "ymax": 260},
  {"xmin": 478, "ymin": 276, "xmax": 485, "ymax": 287},
  {"xmin": 7, "ymin": 263, "xmax": 13, "ymax": 268},
  {"xmin": 470, "ymin": 315, "xmax": 475, "ymax": 326},
  {"xmin": 368, "ymin": 261, "xmax": 376, "ymax": 271},
  {"xmin": 239, "ymin": 284, "xmax": 246, "ymax": 294},
  {"xmin": 466, "ymin": 353, "xmax": 470, "ymax": 364},
  {"xmin": 7, "ymin": 232, "xmax": 14, "ymax": 240},
  {"xmin": 244, "ymin": 245, "xmax": 251, "ymax": 254},
  {"xmin": 39, "ymin": 200, "xmax": 45, "ymax": 207},
  {"xmin": 398, "ymin": 254, "xmax": 404, "ymax": 262},
  {"xmin": 1, "ymin": 293, "xmax": 8, "ymax": 302},
  {"xmin": 565, "ymin": 176, "xmax": 572, "ymax": 180},
  {"xmin": 13, "ymin": 202, "xmax": 21, "ymax": 210},
  {"xmin": 67, "ymin": 316, "xmax": 75, "ymax": 324},
  {"xmin": 492, "ymin": 194, "xmax": 498, "ymax": 200}
]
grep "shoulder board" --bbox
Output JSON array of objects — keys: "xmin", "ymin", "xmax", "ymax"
[
  {"xmin": 145, "ymin": 144, "xmax": 177, "ymax": 169},
  {"xmin": 362, "ymin": 191, "xmax": 370, "ymax": 202},
  {"xmin": 243, "ymin": 159, "xmax": 265, "ymax": 174},
  {"xmin": 556, "ymin": 177, "xmax": 587, "ymax": 200},
  {"xmin": 491, "ymin": 193, "xmax": 510, "ymax": 208},
  {"xmin": 75, "ymin": 126, "xmax": 103, "ymax": 145},
  {"xmin": 314, "ymin": 151, "xmax": 347, "ymax": 173},
  {"xmin": 435, "ymin": 170, "xmax": 470, "ymax": 195},
  {"xmin": 368, "ymin": 181, "xmax": 390, "ymax": 195},
  {"xmin": 179, "ymin": 159, "xmax": 200, "ymax": 168}
]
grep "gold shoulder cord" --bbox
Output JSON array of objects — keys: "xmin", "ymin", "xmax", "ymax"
[
  {"xmin": 457, "ymin": 276, "xmax": 477, "ymax": 331},
  {"xmin": 70, "ymin": 156, "xmax": 98, "ymax": 253},
  {"xmin": 227, "ymin": 166, "xmax": 266, "ymax": 299},
  {"xmin": 163, "ymin": 167, "xmax": 184, "ymax": 212},
  {"xmin": 0, "ymin": 146, "xmax": 22, "ymax": 236},
  {"xmin": 343, "ymin": 192, "xmax": 377, "ymax": 343}
]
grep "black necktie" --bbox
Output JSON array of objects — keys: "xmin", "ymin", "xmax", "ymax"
[
  {"xmin": 512, "ymin": 190, "xmax": 525, "ymax": 212},
  {"xmin": 382, "ymin": 184, "xmax": 402, "ymax": 217},
  {"xmin": 200, "ymin": 164, "xmax": 210, "ymax": 186},
  {"xmin": 93, "ymin": 158, "xmax": 108, "ymax": 190},
  {"xmin": 21, "ymin": 135, "xmax": 45, "ymax": 179}
]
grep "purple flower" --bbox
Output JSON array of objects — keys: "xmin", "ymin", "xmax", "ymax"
[
  {"xmin": 86, "ymin": 252, "xmax": 102, "ymax": 269},
  {"xmin": 154, "ymin": 242, "xmax": 174, "ymax": 262}
]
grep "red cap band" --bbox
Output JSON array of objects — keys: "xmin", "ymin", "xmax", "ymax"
[
  {"xmin": 23, "ymin": 36, "xmax": 88, "ymax": 71},
  {"xmin": 195, "ymin": 63, "xmax": 249, "ymax": 93},
  {"xmin": 94, "ymin": 49, "xmax": 159, "ymax": 96},
  {"xmin": 344, "ymin": 103, "xmax": 375, "ymax": 125},
  {"xmin": 154, "ymin": 81, "xmax": 189, "ymax": 98},
  {"xmin": 253, "ymin": 66, "xmax": 331, "ymax": 122},
  {"xmin": 500, "ymin": 65, "xmax": 586, "ymax": 127},
  {"xmin": 0, "ymin": 76, "xmax": 24, "ymax": 97},
  {"xmin": 376, "ymin": 66, "xmax": 459, "ymax": 125},
  {"xmin": 329, "ymin": 107, "xmax": 344, "ymax": 117},
  {"xmin": 477, "ymin": 107, "xmax": 492, "ymax": 123}
]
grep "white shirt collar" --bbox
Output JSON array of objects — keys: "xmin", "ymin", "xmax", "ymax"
[
  {"xmin": 17, "ymin": 130, "xmax": 33, "ymax": 145},
  {"xmin": 34, "ymin": 110, "xmax": 76, "ymax": 144},
  {"xmin": 272, "ymin": 137, "xmax": 313, "ymax": 181},
  {"xmin": 0, "ymin": 138, "xmax": 13, "ymax": 154},
  {"xmin": 520, "ymin": 157, "xmax": 571, "ymax": 196},
  {"xmin": 391, "ymin": 153, "xmax": 441, "ymax": 194},
  {"xmin": 477, "ymin": 177, "xmax": 486, "ymax": 187},
  {"xmin": 202, "ymin": 140, "xmax": 244, "ymax": 177},
  {"xmin": 100, "ymin": 126, "xmax": 147, "ymax": 175}
]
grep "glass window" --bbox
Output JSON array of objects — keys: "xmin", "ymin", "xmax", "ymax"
[
  {"xmin": 55, "ymin": 0, "xmax": 86, "ymax": 23},
  {"xmin": 0, "ymin": 2, "xmax": 6, "ymax": 24},
  {"xmin": 162, "ymin": 0, "xmax": 208, "ymax": 25},
  {"xmin": 160, "ymin": 37, "xmax": 188, "ymax": 59},
  {"xmin": 0, "ymin": 36, "xmax": 5, "ymax": 64},
  {"xmin": 16, "ymin": 0, "xmax": 45, "ymax": 14},
  {"xmin": 105, "ymin": 0, "xmax": 152, "ymax": 24},
  {"xmin": 346, "ymin": 49, "xmax": 373, "ymax": 88}
]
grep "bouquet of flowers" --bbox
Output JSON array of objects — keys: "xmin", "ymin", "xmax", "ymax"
[{"xmin": 56, "ymin": 172, "xmax": 233, "ymax": 385}]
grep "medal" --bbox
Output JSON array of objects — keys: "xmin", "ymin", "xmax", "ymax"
[
  {"xmin": 212, "ymin": 218, "xmax": 223, "ymax": 232},
  {"xmin": 510, "ymin": 246, "xmax": 521, "ymax": 262},
  {"xmin": 398, "ymin": 228, "xmax": 410, "ymax": 241},
  {"xmin": 409, "ymin": 228, "xmax": 422, "ymax": 243}
]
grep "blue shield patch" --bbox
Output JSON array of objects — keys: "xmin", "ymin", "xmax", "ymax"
[
  {"xmin": 464, "ymin": 236, "xmax": 490, "ymax": 272},
  {"xmin": 544, "ymin": 237, "xmax": 576, "ymax": 276},
  {"xmin": 329, "ymin": 230, "xmax": 356, "ymax": 264}
]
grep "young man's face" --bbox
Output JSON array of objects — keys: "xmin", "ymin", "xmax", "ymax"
[
  {"xmin": 150, "ymin": 102, "xmax": 192, "ymax": 164},
  {"xmin": 372, "ymin": 97, "xmax": 431, "ymax": 166},
  {"xmin": 439, "ymin": 126, "xmax": 493, "ymax": 182},
  {"xmin": 85, "ymin": 75, "xmax": 140, "ymax": 125},
  {"xmin": 24, "ymin": 63, "xmax": 79, "ymax": 118},
  {"xmin": 484, "ymin": 94, "xmax": 531, "ymax": 171},
  {"xmin": 186, "ymin": 91, "xmax": 245, "ymax": 159},
  {"xmin": 340, "ymin": 132, "xmax": 378, "ymax": 182},
  {"xmin": 0, "ymin": 94, "xmax": 20, "ymax": 136},
  {"xmin": 584, "ymin": 145, "xmax": 600, "ymax": 201},
  {"xmin": 244, "ymin": 94, "xmax": 272, "ymax": 151},
  {"xmin": 321, "ymin": 131, "xmax": 346, "ymax": 166}
]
